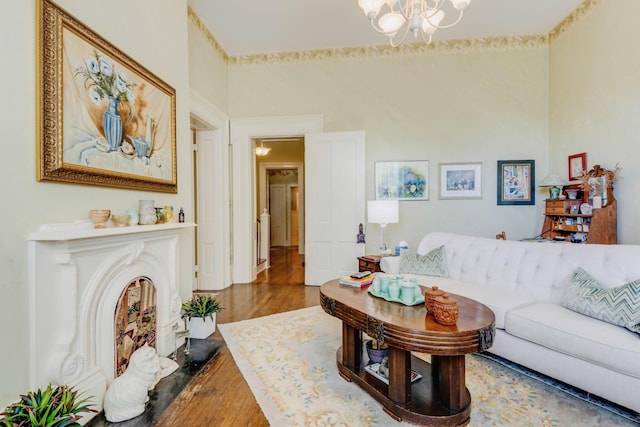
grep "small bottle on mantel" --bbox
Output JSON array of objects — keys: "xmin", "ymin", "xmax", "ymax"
[{"xmin": 178, "ymin": 207, "xmax": 185, "ymax": 223}]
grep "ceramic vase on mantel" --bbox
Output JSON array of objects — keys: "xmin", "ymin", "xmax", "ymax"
[
  {"xmin": 138, "ymin": 200, "xmax": 157, "ymax": 225},
  {"xmin": 104, "ymin": 96, "xmax": 123, "ymax": 152},
  {"xmin": 188, "ymin": 315, "xmax": 216, "ymax": 339}
]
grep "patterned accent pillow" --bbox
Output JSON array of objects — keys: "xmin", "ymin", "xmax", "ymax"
[
  {"xmin": 399, "ymin": 245, "xmax": 448, "ymax": 277},
  {"xmin": 561, "ymin": 268, "xmax": 640, "ymax": 334}
]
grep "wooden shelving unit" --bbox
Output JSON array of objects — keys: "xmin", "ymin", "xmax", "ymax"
[{"xmin": 541, "ymin": 199, "xmax": 617, "ymax": 244}]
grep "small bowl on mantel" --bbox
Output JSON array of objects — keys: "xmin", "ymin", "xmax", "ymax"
[
  {"xmin": 89, "ymin": 209, "xmax": 111, "ymax": 229},
  {"xmin": 111, "ymin": 214, "xmax": 130, "ymax": 227}
]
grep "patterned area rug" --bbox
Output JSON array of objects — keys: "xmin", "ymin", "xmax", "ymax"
[{"xmin": 218, "ymin": 306, "xmax": 639, "ymax": 426}]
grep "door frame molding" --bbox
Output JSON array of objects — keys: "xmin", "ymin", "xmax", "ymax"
[
  {"xmin": 231, "ymin": 115, "xmax": 323, "ymax": 283},
  {"xmin": 259, "ymin": 162, "xmax": 304, "ymax": 252},
  {"xmin": 189, "ymin": 89, "xmax": 231, "ymax": 290}
]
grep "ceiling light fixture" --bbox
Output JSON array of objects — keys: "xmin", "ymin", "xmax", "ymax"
[
  {"xmin": 255, "ymin": 140, "xmax": 271, "ymax": 157},
  {"xmin": 357, "ymin": 0, "xmax": 471, "ymax": 47}
]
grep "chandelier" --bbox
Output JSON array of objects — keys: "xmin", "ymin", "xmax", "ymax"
[
  {"xmin": 357, "ymin": 0, "xmax": 472, "ymax": 46},
  {"xmin": 255, "ymin": 140, "xmax": 271, "ymax": 156}
]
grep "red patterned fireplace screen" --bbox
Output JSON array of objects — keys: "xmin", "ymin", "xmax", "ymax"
[{"xmin": 114, "ymin": 276, "xmax": 157, "ymax": 377}]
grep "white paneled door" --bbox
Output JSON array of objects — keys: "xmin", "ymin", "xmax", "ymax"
[
  {"xmin": 269, "ymin": 184, "xmax": 287, "ymax": 246},
  {"xmin": 305, "ymin": 131, "xmax": 366, "ymax": 286}
]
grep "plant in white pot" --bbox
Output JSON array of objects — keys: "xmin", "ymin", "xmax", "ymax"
[{"xmin": 181, "ymin": 294, "xmax": 223, "ymax": 339}]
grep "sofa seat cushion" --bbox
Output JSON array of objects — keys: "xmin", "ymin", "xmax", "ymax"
[
  {"xmin": 441, "ymin": 283, "xmax": 536, "ymax": 330},
  {"xmin": 505, "ymin": 303, "xmax": 640, "ymax": 378}
]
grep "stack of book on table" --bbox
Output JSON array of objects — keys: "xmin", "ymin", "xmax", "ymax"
[{"xmin": 339, "ymin": 271, "xmax": 374, "ymax": 288}]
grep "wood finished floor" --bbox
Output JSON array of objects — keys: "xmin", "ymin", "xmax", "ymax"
[{"xmin": 153, "ymin": 246, "xmax": 317, "ymax": 426}]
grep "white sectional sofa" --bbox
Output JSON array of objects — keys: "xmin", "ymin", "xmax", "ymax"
[{"xmin": 380, "ymin": 232, "xmax": 640, "ymax": 413}]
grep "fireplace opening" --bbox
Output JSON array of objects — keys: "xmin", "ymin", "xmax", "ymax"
[{"xmin": 114, "ymin": 276, "xmax": 157, "ymax": 377}]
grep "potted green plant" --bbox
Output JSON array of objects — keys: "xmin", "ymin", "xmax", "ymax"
[
  {"xmin": 0, "ymin": 383, "xmax": 97, "ymax": 427},
  {"xmin": 181, "ymin": 294, "xmax": 223, "ymax": 339}
]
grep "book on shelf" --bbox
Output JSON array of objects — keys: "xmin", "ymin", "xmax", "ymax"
[
  {"xmin": 339, "ymin": 274, "xmax": 374, "ymax": 288},
  {"xmin": 364, "ymin": 363, "xmax": 422, "ymax": 385}
]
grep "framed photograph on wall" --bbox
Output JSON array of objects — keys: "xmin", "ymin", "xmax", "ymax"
[
  {"xmin": 497, "ymin": 160, "xmax": 535, "ymax": 205},
  {"xmin": 568, "ymin": 152, "xmax": 587, "ymax": 181},
  {"xmin": 438, "ymin": 163, "xmax": 482, "ymax": 199},
  {"xmin": 36, "ymin": 0, "xmax": 177, "ymax": 193},
  {"xmin": 375, "ymin": 161, "xmax": 429, "ymax": 201}
]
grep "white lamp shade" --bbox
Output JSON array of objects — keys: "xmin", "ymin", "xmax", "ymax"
[
  {"xmin": 421, "ymin": 10, "xmax": 444, "ymax": 33},
  {"xmin": 368, "ymin": 200, "xmax": 399, "ymax": 225},
  {"xmin": 539, "ymin": 172, "xmax": 570, "ymax": 187},
  {"xmin": 379, "ymin": 12, "xmax": 406, "ymax": 34}
]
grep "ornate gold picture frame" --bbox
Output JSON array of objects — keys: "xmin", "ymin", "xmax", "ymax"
[{"xmin": 37, "ymin": 0, "xmax": 177, "ymax": 193}]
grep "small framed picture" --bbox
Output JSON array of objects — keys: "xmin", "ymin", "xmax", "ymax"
[
  {"xmin": 497, "ymin": 160, "xmax": 535, "ymax": 205},
  {"xmin": 568, "ymin": 153, "xmax": 587, "ymax": 181},
  {"xmin": 438, "ymin": 163, "xmax": 482, "ymax": 199},
  {"xmin": 570, "ymin": 205, "xmax": 579, "ymax": 214}
]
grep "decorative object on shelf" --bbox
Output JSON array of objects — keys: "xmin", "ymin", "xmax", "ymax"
[
  {"xmin": 255, "ymin": 139, "xmax": 271, "ymax": 156},
  {"xmin": 163, "ymin": 205, "xmax": 174, "ymax": 223},
  {"xmin": 357, "ymin": 223, "xmax": 366, "ymax": 244},
  {"xmin": 566, "ymin": 189, "xmax": 579, "ymax": 200},
  {"xmin": 497, "ymin": 160, "xmax": 535, "ymax": 205},
  {"xmin": 125, "ymin": 209, "xmax": 139, "ymax": 225},
  {"xmin": 367, "ymin": 200, "xmax": 399, "ymax": 255},
  {"xmin": 103, "ymin": 344, "xmax": 161, "ymax": 422},
  {"xmin": 433, "ymin": 293, "xmax": 459, "ymax": 325},
  {"xmin": 577, "ymin": 164, "xmax": 621, "ymax": 208},
  {"xmin": 0, "ymin": 383, "xmax": 97, "ymax": 426},
  {"xmin": 138, "ymin": 200, "xmax": 157, "ymax": 225},
  {"xmin": 580, "ymin": 203, "xmax": 592, "ymax": 215},
  {"xmin": 181, "ymin": 294, "xmax": 223, "ymax": 339},
  {"xmin": 375, "ymin": 160, "xmax": 429, "ymax": 201},
  {"xmin": 155, "ymin": 207, "xmax": 165, "ymax": 224},
  {"xmin": 36, "ymin": 0, "xmax": 177, "ymax": 193},
  {"xmin": 438, "ymin": 162, "xmax": 482, "ymax": 199},
  {"xmin": 568, "ymin": 152, "xmax": 587, "ymax": 181},
  {"xmin": 111, "ymin": 214, "xmax": 130, "ymax": 227},
  {"xmin": 178, "ymin": 207, "xmax": 185, "ymax": 223},
  {"xmin": 356, "ymin": 0, "xmax": 473, "ymax": 47},
  {"xmin": 366, "ymin": 340, "xmax": 389, "ymax": 364},
  {"xmin": 89, "ymin": 209, "xmax": 111, "ymax": 229},
  {"xmin": 539, "ymin": 172, "xmax": 570, "ymax": 200},
  {"xmin": 424, "ymin": 285, "xmax": 445, "ymax": 312}
]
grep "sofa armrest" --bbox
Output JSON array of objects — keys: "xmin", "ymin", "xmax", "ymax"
[{"xmin": 380, "ymin": 256, "xmax": 400, "ymax": 274}]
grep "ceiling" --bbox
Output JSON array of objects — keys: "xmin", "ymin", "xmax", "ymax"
[{"xmin": 188, "ymin": 0, "xmax": 585, "ymax": 56}]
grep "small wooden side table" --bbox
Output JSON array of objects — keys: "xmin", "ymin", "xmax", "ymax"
[{"xmin": 358, "ymin": 255, "xmax": 383, "ymax": 273}]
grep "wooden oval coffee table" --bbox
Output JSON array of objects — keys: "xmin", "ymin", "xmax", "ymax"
[{"xmin": 320, "ymin": 279, "xmax": 495, "ymax": 426}]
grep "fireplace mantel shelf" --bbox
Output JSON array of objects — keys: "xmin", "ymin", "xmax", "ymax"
[{"xmin": 28, "ymin": 221, "xmax": 196, "ymax": 242}]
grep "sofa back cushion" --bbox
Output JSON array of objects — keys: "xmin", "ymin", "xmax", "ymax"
[
  {"xmin": 561, "ymin": 268, "xmax": 640, "ymax": 333},
  {"xmin": 399, "ymin": 245, "xmax": 448, "ymax": 277},
  {"xmin": 416, "ymin": 232, "xmax": 640, "ymax": 303}
]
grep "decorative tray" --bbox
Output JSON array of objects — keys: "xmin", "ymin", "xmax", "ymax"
[{"xmin": 368, "ymin": 286, "xmax": 425, "ymax": 306}]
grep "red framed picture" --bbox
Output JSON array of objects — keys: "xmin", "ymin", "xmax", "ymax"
[{"xmin": 568, "ymin": 153, "xmax": 587, "ymax": 181}]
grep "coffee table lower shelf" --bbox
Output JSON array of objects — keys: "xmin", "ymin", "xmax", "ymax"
[{"xmin": 336, "ymin": 347, "xmax": 471, "ymax": 426}]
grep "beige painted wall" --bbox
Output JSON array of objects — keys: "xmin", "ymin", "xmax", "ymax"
[
  {"xmin": 0, "ymin": 0, "xmax": 194, "ymax": 407},
  {"xmin": 550, "ymin": 0, "xmax": 640, "ymax": 243},
  {"xmin": 229, "ymin": 48, "xmax": 550, "ymax": 251},
  {"xmin": 188, "ymin": 10, "xmax": 228, "ymax": 110}
]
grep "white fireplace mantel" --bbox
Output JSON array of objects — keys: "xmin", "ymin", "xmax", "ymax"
[{"xmin": 28, "ymin": 220, "xmax": 195, "ymax": 423}]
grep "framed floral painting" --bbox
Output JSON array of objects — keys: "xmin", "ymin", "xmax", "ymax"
[
  {"xmin": 36, "ymin": 0, "xmax": 177, "ymax": 193},
  {"xmin": 375, "ymin": 161, "xmax": 429, "ymax": 201},
  {"xmin": 497, "ymin": 160, "xmax": 535, "ymax": 205}
]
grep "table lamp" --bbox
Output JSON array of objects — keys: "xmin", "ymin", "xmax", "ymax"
[
  {"xmin": 368, "ymin": 200, "xmax": 399, "ymax": 255},
  {"xmin": 539, "ymin": 172, "xmax": 570, "ymax": 200}
]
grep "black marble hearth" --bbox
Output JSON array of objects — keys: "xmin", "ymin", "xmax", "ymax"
[{"xmin": 86, "ymin": 338, "xmax": 222, "ymax": 426}]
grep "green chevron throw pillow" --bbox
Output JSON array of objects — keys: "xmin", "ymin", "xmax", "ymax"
[
  {"xmin": 561, "ymin": 268, "xmax": 640, "ymax": 333},
  {"xmin": 399, "ymin": 245, "xmax": 448, "ymax": 277}
]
